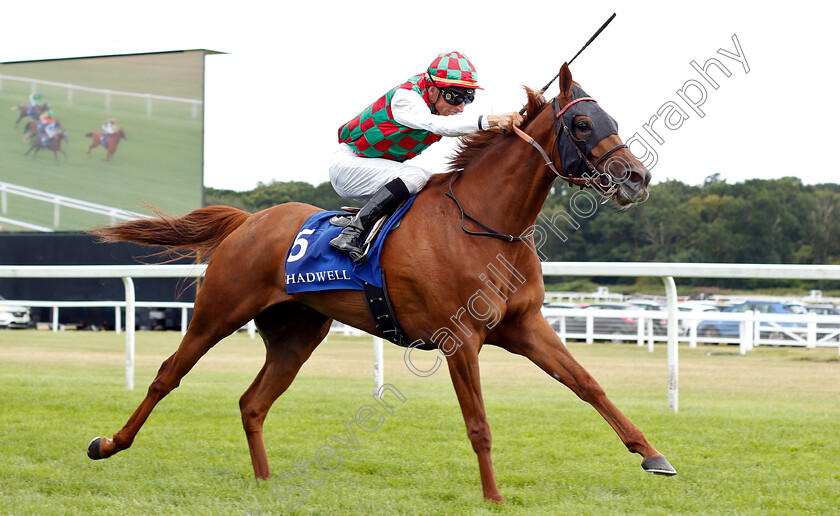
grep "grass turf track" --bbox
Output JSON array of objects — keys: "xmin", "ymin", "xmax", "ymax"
[{"xmin": 0, "ymin": 330, "xmax": 838, "ymax": 515}]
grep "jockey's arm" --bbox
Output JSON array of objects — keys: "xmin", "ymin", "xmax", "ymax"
[
  {"xmin": 391, "ymin": 89, "xmax": 487, "ymax": 136},
  {"xmin": 392, "ymin": 89, "xmax": 522, "ymax": 134}
]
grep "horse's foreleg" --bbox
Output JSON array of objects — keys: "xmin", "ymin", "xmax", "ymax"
[
  {"xmin": 496, "ymin": 316, "xmax": 676, "ymax": 475},
  {"xmin": 445, "ymin": 343, "xmax": 504, "ymax": 503},
  {"xmin": 239, "ymin": 303, "xmax": 331, "ymax": 479}
]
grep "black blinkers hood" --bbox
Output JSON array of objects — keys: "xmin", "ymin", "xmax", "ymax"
[{"xmin": 554, "ymin": 85, "xmax": 620, "ymax": 179}]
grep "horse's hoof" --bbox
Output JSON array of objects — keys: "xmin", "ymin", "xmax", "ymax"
[
  {"xmin": 87, "ymin": 437, "xmax": 104, "ymax": 460},
  {"xmin": 642, "ymin": 455, "xmax": 677, "ymax": 475}
]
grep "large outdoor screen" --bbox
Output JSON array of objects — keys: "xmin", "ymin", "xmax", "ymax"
[{"xmin": 0, "ymin": 50, "xmax": 210, "ymax": 233}]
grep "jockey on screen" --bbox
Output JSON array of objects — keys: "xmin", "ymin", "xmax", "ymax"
[
  {"xmin": 329, "ymin": 51, "xmax": 523, "ymax": 261},
  {"xmin": 38, "ymin": 111, "xmax": 57, "ymax": 145},
  {"xmin": 101, "ymin": 118, "xmax": 117, "ymax": 145},
  {"xmin": 29, "ymin": 91, "xmax": 43, "ymax": 107},
  {"xmin": 27, "ymin": 92, "xmax": 44, "ymax": 117}
]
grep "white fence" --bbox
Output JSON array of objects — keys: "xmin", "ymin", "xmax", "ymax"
[
  {"xmin": 0, "ymin": 181, "xmax": 149, "ymax": 232},
  {"xmin": 1, "ymin": 73, "xmax": 202, "ymax": 118},
  {"xmin": 0, "ymin": 265, "xmax": 205, "ymax": 390},
  {"xmin": 3, "ymin": 262, "xmax": 840, "ymax": 412},
  {"xmin": 543, "ymin": 307, "xmax": 840, "ymax": 352}
]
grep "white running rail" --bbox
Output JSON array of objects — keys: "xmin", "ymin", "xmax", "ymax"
[
  {"xmin": 0, "ymin": 181, "xmax": 149, "ymax": 231},
  {"xmin": 3, "ymin": 262, "xmax": 840, "ymax": 410},
  {"xmin": 1, "ymin": 73, "xmax": 202, "ymax": 117}
]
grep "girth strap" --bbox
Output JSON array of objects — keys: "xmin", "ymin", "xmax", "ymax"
[{"xmin": 363, "ymin": 269, "xmax": 410, "ymax": 348}]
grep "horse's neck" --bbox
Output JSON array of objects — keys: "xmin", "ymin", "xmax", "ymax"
[{"xmin": 450, "ymin": 118, "xmax": 556, "ymax": 236}]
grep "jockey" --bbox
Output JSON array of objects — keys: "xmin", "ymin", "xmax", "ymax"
[
  {"xmin": 101, "ymin": 118, "xmax": 117, "ymax": 145},
  {"xmin": 27, "ymin": 92, "xmax": 43, "ymax": 118},
  {"xmin": 102, "ymin": 118, "xmax": 117, "ymax": 135},
  {"xmin": 29, "ymin": 92, "xmax": 43, "ymax": 107},
  {"xmin": 329, "ymin": 51, "xmax": 523, "ymax": 261},
  {"xmin": 39, "ymin": 111, "xmax": 56, "ymax": 145}
]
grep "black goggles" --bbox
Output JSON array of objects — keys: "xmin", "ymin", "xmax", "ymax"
[
  {"xmin": 427, "ymin": 71, "xmax": 475, "ymax": 105},
  {"xmin": 440, "ymin": 87, "xmax": 475, "ymax": 106}
]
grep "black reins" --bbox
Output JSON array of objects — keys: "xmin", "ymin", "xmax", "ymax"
[{"xmin": 445, "ymin": 172, "xmax": 536, "ymax": 242}]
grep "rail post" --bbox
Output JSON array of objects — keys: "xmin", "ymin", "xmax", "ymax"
[
  {"xmin": 373, "ymin": 337, "xmax": 384, "ymax": 395},
  {"xmin": 122, "ymin": 277, "xmax": 136, "ymax": 390},
  {"xmin": 661, "ymin": 276, "xmax": 678, "ymax": 413}
]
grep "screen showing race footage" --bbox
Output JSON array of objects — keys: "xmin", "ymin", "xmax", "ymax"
[{"xmin": 0, "ymin": 51, "xmax": 208, "ymax": 232}]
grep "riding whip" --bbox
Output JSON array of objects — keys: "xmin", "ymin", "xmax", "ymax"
[{"xmin": 518, "ymin": 13, "xmax": 617, "ymax": 115}]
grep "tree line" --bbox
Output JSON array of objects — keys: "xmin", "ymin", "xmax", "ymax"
[{"xmin": 206, "ymin": 175, "xmax": 840, "ymax": 288}]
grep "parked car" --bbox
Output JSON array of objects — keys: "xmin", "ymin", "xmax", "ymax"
[
  {"xmin": 541, "ymin": 302, "xmax": 580, "ymax": 328},
  {"xmin": 697, "ymin": 301, "xmax": 807, "ymax": 341},
  {"xmin": 677, "ymin": 302, "xmax": 723, "ymax": 336},
  {"xmin": 805, "ymin": 304, "xmax": 840, "ymax": 316},
  {"xmin": 555, "ymin": 302, "xmax": 642, "ymax": 343},
  {"xmin": 805, "ymin": 304, "xmax": 840, "ymax": 340},
  {"xmin": 626, "ymin": 299, "xmax": 668, "ymax": 335},
  {"xmin": 0, "ymin": 295, "xmax": 31, "ymax": 329}
]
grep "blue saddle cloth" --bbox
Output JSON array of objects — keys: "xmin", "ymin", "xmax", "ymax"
[{"xmin": 284, "ymin": 195, "xmax": 416, "ymax": 293}]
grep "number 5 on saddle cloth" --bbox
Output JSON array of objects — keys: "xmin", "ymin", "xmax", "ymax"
[{"xmin": 284, "ymin": 196, "xmax": 417, "ymax": 346}]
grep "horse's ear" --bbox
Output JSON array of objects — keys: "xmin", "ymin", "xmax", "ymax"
[{"xmin": 558, "ymin": 62, "xmax": 573, "ymax": 96}]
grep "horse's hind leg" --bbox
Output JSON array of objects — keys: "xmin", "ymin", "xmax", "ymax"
[
  {"xmin": 496, "ymin": 316, "xmax": 676, "ymax": 475},
  {"xmin": 88, "ymin": 322, "xmax": 238, "ymax": 460},
  {"xmin": 88, "ymin": 271, "xmax": 268, "ymax": 461},
  {"xmin": 239, "ymin": 303, "xmax": 331, "ymax": 479}
]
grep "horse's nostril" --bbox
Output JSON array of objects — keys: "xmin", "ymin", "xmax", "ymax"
[{"xmin": 629, "ymin": 171, "xmax": 643, "ymax": 184}]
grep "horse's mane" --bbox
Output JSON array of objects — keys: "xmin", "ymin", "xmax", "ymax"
[{"xmin": 448, "ymin": 87, "xmax": 547, "ymax": 173}]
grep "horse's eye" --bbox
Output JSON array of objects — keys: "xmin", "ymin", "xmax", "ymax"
[{"xmin": 576, "ymin": 121, "xmax": 591, "ymax": 132}]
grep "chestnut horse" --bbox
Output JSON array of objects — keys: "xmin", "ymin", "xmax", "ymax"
[
  {"xmin": 85, "ymin": 128, "xmax": 126, "ymax": 161},
  {"xmin": 87, "ymin": 64, "xmax": 675, "ymax": 503},
  {"xmin": 10, "ymin": 101, "xmax": 49, "ymax": 126}
]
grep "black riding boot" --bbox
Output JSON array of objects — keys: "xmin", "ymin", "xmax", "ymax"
[{"xmin": 330, "ymin": 178, "xmax": 411, "ymax": 262}]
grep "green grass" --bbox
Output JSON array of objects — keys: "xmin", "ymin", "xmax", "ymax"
[
  {"xmin": 1, "ymin": 331, "xmax": 839, "ymax": 515},
  {"xmin": 0, "ymin": 54, "xmax": 203, "ymax": 232}
]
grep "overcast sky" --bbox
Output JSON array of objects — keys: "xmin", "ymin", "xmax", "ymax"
[{"xmin": 2, "ymin": 1, "xmax": 838, "ymax": 192}]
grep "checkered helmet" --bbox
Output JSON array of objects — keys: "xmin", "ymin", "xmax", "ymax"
[{"xmin": 427, "ymin": 51, "xmax": 482, "ymax": 90}]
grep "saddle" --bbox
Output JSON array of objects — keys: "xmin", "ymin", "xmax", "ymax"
[{"xmin": 285, "ymin": 202, "xmax": 414, "ymax": 347}]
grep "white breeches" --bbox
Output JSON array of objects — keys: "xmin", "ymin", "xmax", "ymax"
[{"xmin": 329, "ymin": 143, "xmax": 433, "ymax": 203}]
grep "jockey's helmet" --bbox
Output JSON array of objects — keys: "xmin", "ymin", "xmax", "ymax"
[{"xmin": 427, "ymin": 51, "xmax": 482, "ymax": 90}]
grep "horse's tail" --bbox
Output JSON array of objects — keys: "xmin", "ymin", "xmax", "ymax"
[
  {"xmin": 91, "ymin": 205, "xmax": 251, "ymax": 263},
  {"xmin": 85, "ymin": 132, "xmax": 93, "ymax": 137}
]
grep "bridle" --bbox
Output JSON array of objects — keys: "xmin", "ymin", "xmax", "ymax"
[
  {"xmin": 446, "ymin": 90, "xmax": 627, "ymax": 242},
  {"xmin": 514, "ymin": 92, "xmax": 627, "ymax": 196}
]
